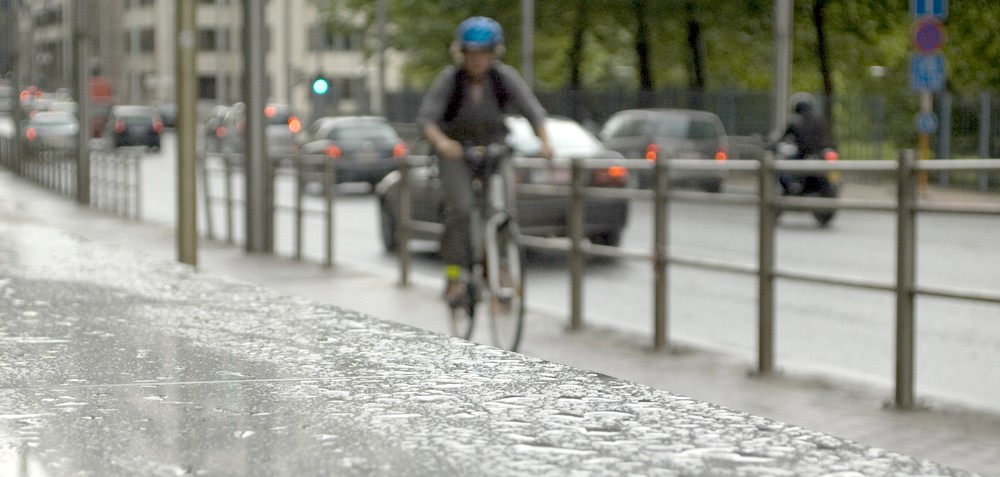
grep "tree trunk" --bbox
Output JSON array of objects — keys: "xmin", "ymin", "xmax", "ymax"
[
  {"xmin": 686, "ymin": 1, "xmax": 705, "ymax": 109},
  {"xmin": 812, "ymin": 0, "xmax": 834, "ymax": 129},
  {"xmin": 568, "ymin": 2, "xmax": 588, "ymax": 121},
  {"xmin": 634, "ymin": 0, "xmax": 653, "ymax": 107}
]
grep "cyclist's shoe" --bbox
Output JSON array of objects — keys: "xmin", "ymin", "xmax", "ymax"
[{"xmin": 445, "ymin": 279, "xmax": 469, "ymax": 307}]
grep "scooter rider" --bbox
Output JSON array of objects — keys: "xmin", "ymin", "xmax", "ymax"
[
  {"xmin": 780, "ymin": 92, "xmax": 834, "ymax": 193},
  {"xmin": 415, "ymin": 16, "xmax": 553, "ymax": 304}
]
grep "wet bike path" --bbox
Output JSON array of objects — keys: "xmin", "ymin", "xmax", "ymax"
[{"xmin": 1, "ymin": 168, "xmax": 999, "ymax": 475}]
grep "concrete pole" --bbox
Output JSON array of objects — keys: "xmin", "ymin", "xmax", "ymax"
[
  {"xmin": 176, "ymin": 0, "xmax": 197, "ymax": 266},
  {"xmin": 244, "ymin": 0, "xmax": 271, "ymax": 253},
  {"xmin": 770, "ymin": 0, "xmax": 792, "ymax": 142},
  {"xmin": 376, "ymin": 0, "xmax": 386, "ymax": 116},
  {"xmin": 74, "ymin": 0, "xmax": 91, "ymax": 205},
  {"xmin": 284, "ymin": 0, "xmax": 292, "ymax": 104},
  {"xmin": 216, "ymin": 0, "xmax": 226, "ymax": 102},
  {"xmin": 521, "ymin": 0, "xmax": 534, "ymax": 88},
  {"xmin": 130, "ymin": 0, "xmax": 140, "ymax": 103}
]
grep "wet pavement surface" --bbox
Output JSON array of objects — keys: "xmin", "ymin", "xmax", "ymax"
[{"xmin": 1, "ymin": 169, "xmax": 998, "ymax": 476}]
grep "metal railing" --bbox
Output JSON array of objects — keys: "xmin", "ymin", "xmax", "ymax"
[
  {"xmin": 394, "ymin": 151, "xmax": 1000, "ymax": 409},
  {"xmin": 199, "ymin": 151, "xmax": 337, "ymax": 266},
  {"xmin": 0, "ymin": 138, "xmax": 143, "ymax": 220}
]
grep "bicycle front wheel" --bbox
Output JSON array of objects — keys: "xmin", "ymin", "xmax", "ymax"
[
  {"xmin": 448, "ymin": 279, "xmax": 477, "ymax": 341},
  {"xmin": 485, "ymin": 223, "xmax": 525, "ymax": 352}
]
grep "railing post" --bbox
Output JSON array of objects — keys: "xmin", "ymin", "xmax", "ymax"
[
  {"xmin": 295, "ymin": 156, "xmax": 304, "ymax": 261},
  {"xmin": 652, "ymin": 156, "xmax": 669, "ymax": 350},
  {"xmin": 199, "ymin": 152, "xmax": 215, "ymax": 241},
  {"xmin": 133, "ymin": 153, "xmax": 142, "ymax": 220},
  {"xmin": 757, "ymin": 151, "xmax": 777, "ymax": 374},
  {"xmin": 324, "ymin": 156, "xmax": 336, "ymax": 267},
  {"xmin": 895, "ymin": 149, "xmax": 918, "ymax": 409},
  {"xmin": 398, "ymin": 156, "xmax": 412, "ymax": 286},
  {"xmin": 568, "ymin": 158, "xmax": 586, "ymax": 331},
  {"xmin": 224, "ymin": 154, "xmax": 234, "ymax": 244}
]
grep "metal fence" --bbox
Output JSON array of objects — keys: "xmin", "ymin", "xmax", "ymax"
[
  {"xmin": 0, "ymin": 138, "xmax": 143, "ymax": 219},
  {"xmin": 199, "ymin": 152, "xmax": 337, "ymax": 266},
  {"xmin": 393, "ymin": 151, "xmax": 1000, "ymax": 410},
  {"xmin": 387, "ymin": 88, "xmax": 1000, "ymax": 191}
]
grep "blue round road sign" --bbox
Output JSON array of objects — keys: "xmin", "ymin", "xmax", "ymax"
[
  {"xmin": 912, "ymin": 18, "xmax": 945, "ymax": 53},
  {"xmin": 916, "ymin": 111, "xmax": 938, "ymax": 134}
]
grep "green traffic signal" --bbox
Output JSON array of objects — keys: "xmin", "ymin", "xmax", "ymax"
[{"xmin": 312, "ymin": 77, "xmax": 329, "ymax": 95}]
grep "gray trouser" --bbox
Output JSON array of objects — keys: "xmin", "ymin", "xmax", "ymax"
[{"xmin": 438, "ymin": 155, "xmax": 516, "ymax": 268}]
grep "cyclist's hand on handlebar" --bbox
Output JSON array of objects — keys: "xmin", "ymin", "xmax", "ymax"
[
  {"xmin": 538, "ymin": 140, "xmax": 554, "ymax": 161},
  {"xmin": 435, "ymin": 138, "xmax": 464, "ymax": 161}
]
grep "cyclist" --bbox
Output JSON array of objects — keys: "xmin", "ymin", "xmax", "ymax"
[
  {"xmin": 416, "ymin": 16, "xmax": 553, "ymax": 305},
  {"xmin": 779, "ymin": 92, "xmax": 834, "ymax": 192}
]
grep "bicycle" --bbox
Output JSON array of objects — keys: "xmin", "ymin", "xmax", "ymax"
[{"xmin": 447, "ymin": 143, "xmax": 526, "ymax": 352}]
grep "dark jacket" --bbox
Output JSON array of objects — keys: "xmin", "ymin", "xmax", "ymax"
[{"xmin": 783, "ymin": 107, "xmax": 833, "ymax": 158}]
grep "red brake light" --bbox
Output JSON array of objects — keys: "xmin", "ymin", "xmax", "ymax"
[
  {"xmin": 324, "ymin": 145, "xmax": 342, "ymax": 159},
  {"xmin": 153, "ymin": 121, "xmax": 163, "ymax": 133},
  {"xmin": 392, "ymin": 143, "xmax": 408, "ymax": 158},
  {"xmin": 714, "ymin": 146, "xmax": 728, "ymax": 162},
  {"xmin": 215, "ymin": 126, "xmax": 226, "ymax": 138},
  {"xmin": 19, "ymin": 90, "xmax": 29, "ymax": 101},
  {"xmin": 288, "ymin": 116, "xmax": 302, "ymax": 134},
  {"xmin": 823, "ymin": 149, "xmax": 839, "ymax": 161},
  {"xmin": 264, "ymin": 105, "xmax": 277, "ymax": 118},
  {"xmin": 645, "ymin": 144, "xmax": 659, "ymax": 161},
  {"xmin": 115, "ymin": 120, "xmax": 126, "ymax": 134},
  {"xmin": 25, "ymin": 128, "xmax": 37, "ymax": 141},
  {"xmin": 592, "ymin": 166, "xmax": 630, "ymax": 187}
]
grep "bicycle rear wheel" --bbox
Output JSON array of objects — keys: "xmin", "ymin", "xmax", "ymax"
[
  {"xmin": 448, "ymin": 279, "xmax": 476, "ymax": 341},
  {"xmin": 485, "ymin": 223, "xmax": 525, "ymax": 352}
]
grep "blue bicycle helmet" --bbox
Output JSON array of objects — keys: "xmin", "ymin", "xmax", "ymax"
[{"xmin": 455, "ymin": 16, "xmax": 504, "ymax": 51}]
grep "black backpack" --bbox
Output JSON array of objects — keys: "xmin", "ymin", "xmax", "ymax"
[{"xmin": 443, "ymin": 68, "xmax": 510, "ymax": 122}]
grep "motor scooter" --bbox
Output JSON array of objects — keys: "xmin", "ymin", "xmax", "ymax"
[{"xmin": 775, "ymin": 142, "xmax": 841, "ymax": 227}]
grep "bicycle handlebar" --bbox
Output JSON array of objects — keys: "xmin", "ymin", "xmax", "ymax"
[{"xmin": 463, "ymin": 143, "xmax": 511, "ymax": 178}]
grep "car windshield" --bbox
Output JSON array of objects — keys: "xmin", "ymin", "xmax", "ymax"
[
  {"xmin": 601, "ymin": 113, "xmax": 720, "ymax": 140},
  {"xmin": 326, "ymin": 124, "xmax": 398, "ymax": 142},
  {"xmin": 31, "ymin": 112, "xmax": 77, "ymax": 126},
  {"xmin": 264, "ymin": 105, "xmax": 292, "ymax": 126},
  {"xmin": 506, "ymin": 117, "xmax": 603, "ymax": 156},
  {"xmin": 122, "ymin": 114, "xmax": 153, "ymax": 126}
]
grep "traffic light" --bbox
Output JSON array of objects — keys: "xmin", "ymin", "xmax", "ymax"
[{"xmin": 311, "ymin": 75, "xmax": 330, "ymax": 96}]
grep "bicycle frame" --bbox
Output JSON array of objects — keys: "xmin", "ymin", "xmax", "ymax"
[{"xmin": 450, "ymin": 145, "xmax": 525, "ymax": 351}]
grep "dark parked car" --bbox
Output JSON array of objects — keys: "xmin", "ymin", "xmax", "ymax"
[
  {"xmin": 23, "ymin": 111, "xmax": 79, "ymax": 151},
  {"xmin": 599, "ymin": 108, "xmax": 729, "ymax": 192},
  {"xmin": 104, "ymin": 105, "xmax": 162, "ymax": 150},
  {"xmin": 375, "ymin": 115, "xmax": 631, "ymax": 252},
  {"xmin": 298, "ymin": 115, "xmax": 407, "ymax": 187}
]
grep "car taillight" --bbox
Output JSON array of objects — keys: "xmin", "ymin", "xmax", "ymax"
[
  {"xmin": 288, "ymin": 116, "xmax": 302, "ymax": 134},
  {"xmin": 823, "ymin": 149, "xmax": 839, "ymax": 161},
  {"xmin": 714, "ymin": 146, "xmax": 728, "ymax": 162},
  {"xmin": 115, "ymin": 120, "xmax": 126, "ymax": 134},
  {"xmin": 645, "ymin": 144, "xmax": 659, "ymax": 161},
  {"xmin": 392, "ymin": 143, "xmax": 407, "ymax": 158},
  {"xmin": 153, "ymin": 121, "xmax": 163, "ymax": 133},
  {"xmin": 215, "ymin": 126, "xmax": 227, "ymax": 138},
  {"xmin": 591, "ymin": 166, "xmax": 629, "ymax": 187},
  {"xmin": 25, "ymin": 128, "xmax": 37, "ymax": 141},
  {"xmin": 325, "ymin": 145, "xmax": 342, "ymax": 159}
]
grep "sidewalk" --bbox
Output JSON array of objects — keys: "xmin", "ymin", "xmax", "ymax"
[{"xmin": 2, "ymin": 168, "xmax": 999, "ymax": 475}]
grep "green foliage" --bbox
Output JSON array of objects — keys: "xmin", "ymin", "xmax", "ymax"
[{"xmin": 315, "ymin": 0, "xmax": 1000, "ymax": 97}]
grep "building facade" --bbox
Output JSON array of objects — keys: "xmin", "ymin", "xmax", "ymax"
[{"xmin": 15, "ymin": 0, "xmax": 403, "ymax": 118}]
